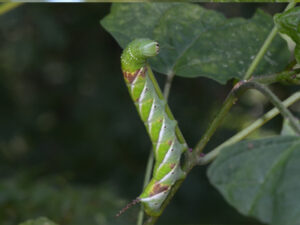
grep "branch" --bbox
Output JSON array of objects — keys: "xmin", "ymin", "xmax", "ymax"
[
  {"xmin": 238, "ymin": 81, "xmax": 300, "ymax": 134},
  {"xmin": 243, "ymin": 1, "xmax": 296, "ymax": 80},
  {"xmin": 191, "ymin": 94, "xmax": 237, "ymax": 166},
  {"xmin": 163, "ymin": 72, "xmax": 175, "ymax": 100},
  {"xmin": 198, "ymin": 91, "xmax": 300, "ymax": 165},
  {"xmin": 0, "ymin": 3, "xmax": 23, "ymax": 16},
  {"xmin": 137, "ymin": 151, "xmax": 154, "ymax": 225},
  {"xmin": 252, "ymin": 69, "xmax": 300, "ymax": 85},
  {"xmin": 144, "ymin": 215, "xmax": 158, "ymax": 225},
  {"xmin": 191, "ymin": 76, "xmax": 300, "ymax": 165}
]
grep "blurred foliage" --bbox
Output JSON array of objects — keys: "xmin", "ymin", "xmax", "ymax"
[
  {"xmin": 0, "ymin": 3, "xmax": 298, "ymax": 225},
  {"xmin": 1, "ymin": 176, "xmax": 132, "ymax": 225},
  {"xmin": 274, "ymin": 7, "xmax": 300, "ymax": 64},
  {"xmin": 19, "ymin": 217, "xmax": 58, "ymax": 225}
]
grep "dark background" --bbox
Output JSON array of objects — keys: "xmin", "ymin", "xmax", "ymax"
[{"xmin": 0, "ymin": 3, "xmax": 297, "ymax": 225}]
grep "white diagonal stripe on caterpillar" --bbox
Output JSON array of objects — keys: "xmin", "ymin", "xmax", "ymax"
[
  {"xmin": 159, "ymin": 164, "xmax": 185, "ymax": 184},
  {"xmin": 156, "ymin": 139, "xmax": 180, "ymax": 172},
  {"xmin": 138, "ymin": 79, "xmax": 149, "ymax": 113},
  {"xmin": 130, "ymin": 67, "xmax": 144, "ymax": 93},
  {"xmin": 139, "ymin": 188, "xmax": 170, "ymax": 210}
]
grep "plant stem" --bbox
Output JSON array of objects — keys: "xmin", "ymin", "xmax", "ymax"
[
  {"xmin": 191, "ymin": 94, "xmax": 237, "ymax": 166},
  {"xmin": 0, "ymin": 3, "xmax": 23, "ymax": 16},
  {"xmin": 163, "ymin": 72, "xmax": 175, "ymax": 100},
  {"xmin": 243, "ymin": 27, "xmax": 278, "ymax": 80},
  {"xmin": 252, "ymin": 69, "xmax": 300, "ymax": 85},
  {"xmin": 240, "ymin": 82, "xmax": 300, "ymax": 134},
  {"xmin": 144, "ymin": 216, "xmax": 158, "ymax": 225},
  {"xmin": 243, "ymin": 1, "xmax": 296, "ymax": 80},
  {"xmin": 137, "ymin": 151, "xmax": 154, "ymax": 225},
  {"xmin": 196, "ymin": 80, "xmax": 300, "ymax": 164},
  {"xmin": 137, "ymin": 69, "xmax": 176, "ymax": 225},
  {"xmin": 198, "ymin": 91, "xmax": 300, "ymax": 165}
]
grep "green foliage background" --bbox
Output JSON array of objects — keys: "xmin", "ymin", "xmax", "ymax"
[{"xmin": 0, "ymin": 3, "xmax": 298, "ymax": 225}]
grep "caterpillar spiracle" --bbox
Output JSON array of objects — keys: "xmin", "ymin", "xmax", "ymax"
[{"xmin": 120, "ymin": 39, "xmax": 188, "ymax": 216}]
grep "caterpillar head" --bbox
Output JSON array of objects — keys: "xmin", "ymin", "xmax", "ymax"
[{"xmin": 121, "ymin": 39, "xmax": 159, "ymax": 73}]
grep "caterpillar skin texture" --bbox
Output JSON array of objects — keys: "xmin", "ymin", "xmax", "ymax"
[{"xmin": 121, "ymin": 39, "xmax": 187, "ymax": 216}]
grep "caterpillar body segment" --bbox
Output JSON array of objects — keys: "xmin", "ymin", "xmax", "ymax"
[{"xmin": 121, "ymin": 39, "xmax": 188, "ymax": 216}]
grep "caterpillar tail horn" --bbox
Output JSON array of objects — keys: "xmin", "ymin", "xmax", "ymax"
[{"xmin": 116, "ymin": 197, "xmax": 141, "ymax": 217}]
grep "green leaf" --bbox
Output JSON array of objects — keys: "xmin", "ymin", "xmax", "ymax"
[
  {"xmin": 207, "ymin": 136, "xmax": 300, "ymax": 225},
  {"xmin": 101, "ymin": 3, "xmax": 289, "ymax": 84},
  {"xmin": 19, "ymin": 217, "xmax": 59, "ymax": 225},
  {"xmin": 274, "ymin": 7, "xmax": 300, "ymax": 64}
]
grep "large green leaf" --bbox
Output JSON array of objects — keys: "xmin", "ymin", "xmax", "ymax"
[
  {"xmin": 101, "ymin": 3, "xmax": 289, "ymax": 84},
  {"xmin": 274, "ymin": 7, "xmax": 300, "ymax": 64},
  {"xmin": 207, "ymin": 136, "xmax": 300, "ymax": 225}
]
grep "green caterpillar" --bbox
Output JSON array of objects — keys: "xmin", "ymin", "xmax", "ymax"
[{"xmin": 120, "ymin": 39, "xmax": 188, "ymax": 216}]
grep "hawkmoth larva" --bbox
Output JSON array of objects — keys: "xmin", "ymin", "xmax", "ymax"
[{"xmin": 120, "ymin": 39, "xmax": 188, "ymax": 216}]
